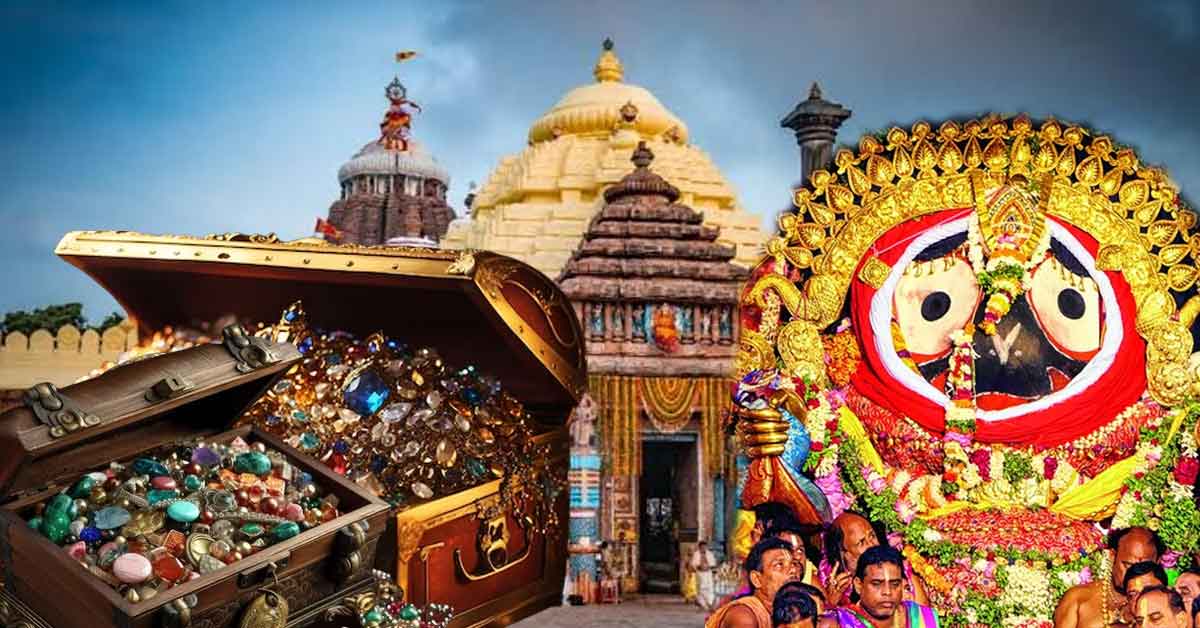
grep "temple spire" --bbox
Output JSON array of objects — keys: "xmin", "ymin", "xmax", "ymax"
[{"xmin": 593, "ymin": 37, "xmax": 624, "ymax": 83}]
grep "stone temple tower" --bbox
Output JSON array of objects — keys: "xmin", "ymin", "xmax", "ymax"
[{"xmin": 324, "ymin": 76, "xmax": 456, "ymax": 247}]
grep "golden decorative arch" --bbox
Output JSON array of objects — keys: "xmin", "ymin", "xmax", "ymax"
[{"xmin": 741, "ymin": 114, "xmax": 1198, "ymax": 404}]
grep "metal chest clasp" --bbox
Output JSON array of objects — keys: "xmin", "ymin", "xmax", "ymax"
[
  {"xmin": 223, "ymin": 324, "xmax": 282, "ymax": 373},
  {"xmin": 24, "ymin": 382, "xmax": 101, "ymax": 439}
]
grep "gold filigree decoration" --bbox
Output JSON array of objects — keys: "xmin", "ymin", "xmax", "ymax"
[
  {"xmin": 858, "ymin": 257, "xmax": 891, "ymax": 289},
  {"xmin": 738, "ymin": 114, "xmax": 1197, "ymax": 405},
  {"xmin": 777, "ymin": 320, "xmax": 826, "ymax": 382},
  {"xmin": 447, "ymin": 250, "xmax": 476, "ymax": 275}
]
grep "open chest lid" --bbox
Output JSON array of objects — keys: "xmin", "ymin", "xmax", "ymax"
[
  {"xmin": 0, "ymin": 332, "xmax": 300, "ymax": 498},
  {"xmin": 55, "ymin": 231, "xmax": 587, "ymax": 413}
]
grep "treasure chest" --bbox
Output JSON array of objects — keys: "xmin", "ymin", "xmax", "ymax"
[
  {"xmin": 51, "ymin": 231, "xmax": 587, "ymax": 627},
  {"xmin": 0, "ymin": 331, "xmax": 393, "ymax": 628}
]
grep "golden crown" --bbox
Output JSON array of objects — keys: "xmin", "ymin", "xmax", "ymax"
[{"xmin": 741, "ymin": 114, "xmax": 1199, "ymax": 404}]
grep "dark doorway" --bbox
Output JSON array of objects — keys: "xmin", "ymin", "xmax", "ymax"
[{"xmin": 639, "ymin": 438, "xmax": 697, "ymax": 593}]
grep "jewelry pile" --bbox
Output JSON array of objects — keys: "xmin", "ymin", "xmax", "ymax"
[
  {"xmin": 240, "ymin": 302, "xmax": 564, "ymax": 536},
  {"xmin": 25, "ymin": 436, "xmax": 341, "ymax": 602}
]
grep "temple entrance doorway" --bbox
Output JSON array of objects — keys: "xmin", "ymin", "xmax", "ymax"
[{"xmin": 639, "ymin": 432, "xmax": 700, "ymax": 594}]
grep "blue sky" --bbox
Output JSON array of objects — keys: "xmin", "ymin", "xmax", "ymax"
[{"xmin": 1, "ymin": 0, "xmax": 1197, "ymax": 320}]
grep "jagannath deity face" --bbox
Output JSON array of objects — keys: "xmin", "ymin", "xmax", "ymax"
[
  {"xmin": 884, "ymin": 209, "xmax": 1110, "ymax": 411},
  {"xmin": 385, "ymin": 77, "xmax": 407, "ymax": 103}
]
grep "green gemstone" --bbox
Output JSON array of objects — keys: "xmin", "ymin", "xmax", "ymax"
[
  {"xmin": 240, "ymin": 523, "xmax": 264, "ymax": 538},
  {"xmin": 27, "ymin": 516, "xmax": 42, "ymax": 530},
  {"xmin": 364, "ymin": 609, "xmax": 383, "ymax": 624},
  {"xmin": 147, "ymin": 489, "xmax": 179, "ymax": 505},
  {"xmin": 45, "ymin": 494, "xmax": 75, "ymax": 519},
  {"xmin": 183, "ymin": 475, "xmax": 203, "ymax": 492},
  {"xmin": 399, "ymin": 604, "xmax": 420, "ymax": 621},
  {"xmin": 298, "ymin": 432, "xmax": 319, "ymax": 450},
  {"xmin": 233, "ymin": 452, "xmax": 272, "ymax": 476},
  {"xmin": 271, "ymin": 522, "xmax": 300, "ymax": 542},
  {"xmin": 69, "ymin": 476, "xmax": 96, "ymax": 499},
  {"xmin": 41, "ymin": 514, "xmax": 70, "ymax": 544}
]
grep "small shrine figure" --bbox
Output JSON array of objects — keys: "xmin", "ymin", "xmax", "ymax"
[
  {"xmin": 652, "ymin": 303, "xmax": 680, "ymax": 353},
  {"xmin": 379, "ymin": 76, "xmax": 422, "ymax": 152},
  {"xmin": 568, "ymin": 394, "xmax": 597, "ymax": 449}
]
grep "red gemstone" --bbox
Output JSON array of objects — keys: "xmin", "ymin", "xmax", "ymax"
[
  {"xmin": 260, "ymin": 498, "xmax": 281, "ymax": 516},
  {"xmin": 152, "ymin": 554, "xmax": 187, "ymax": 582},
  {"xmin": 235, "ymin": 490, "xmax": 251, "ymax": 506},
  {"xmin": 200, "ymin": 510, "xmax": 215, "ymax": 525},
  {"xmin": 330, "ymin": 454, "xmax": 347, "ymax": 475}
]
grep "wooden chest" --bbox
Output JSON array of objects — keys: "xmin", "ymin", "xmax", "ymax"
[
  {"xmin": 0, "ymin": 335, "xmax": 392, "ymax": 628},
  {"xmin": 52, "ymin": 231, "xmax": 587, "ymax": 627}
]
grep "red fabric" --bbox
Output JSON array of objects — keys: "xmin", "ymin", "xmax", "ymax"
[{"xmin": 847, "ymin": 210, "xmax": 1147, "ymax": 449}]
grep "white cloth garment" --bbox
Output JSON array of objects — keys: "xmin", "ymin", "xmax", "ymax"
[{"xmin": 690, "ymin": 547, "xmax": 718, "ymax": 610}]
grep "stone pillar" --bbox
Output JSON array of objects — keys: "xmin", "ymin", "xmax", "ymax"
[{"xmin": 780, "ymin": 82, "xmax": 851, "ymax": 192}]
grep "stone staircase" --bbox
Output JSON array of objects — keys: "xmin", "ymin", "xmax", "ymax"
[{"xmin": 642, "ymin": 561, "xmax": 678, "ymax": 594}]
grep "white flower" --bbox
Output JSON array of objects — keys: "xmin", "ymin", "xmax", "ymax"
[
  {"xmin": 921, "ymin": 528, "xmax": 944, "ymax": 543},
  {"xmin": 999, "ymin": 563, "xmax": 1055, "ymax": 616}
]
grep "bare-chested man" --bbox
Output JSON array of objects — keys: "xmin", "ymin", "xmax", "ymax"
[{"xmin": 1054, "ymin": 527, "xmax": 1164, "ymax": 628}]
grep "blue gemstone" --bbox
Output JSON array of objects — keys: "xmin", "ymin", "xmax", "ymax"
[
  {"xmin": 461, "ymin": 388, "xmax": 482, "ymax": 406},
  {"xmin": 93, "ymin": 506, "xmax": 131, "ymax": 530},
  {"xmin": 299, "ymin": 432, "xmax": 320, "ymax": 450},
  {"xmin": 386, "ymin": 340, "xmax": 399, "ymax": 350},
  {"xmin": 298, "ymin": 471, "xmax": 313, "ymax": 485},
  {"xmin": 284, "ymin": 310, "xmax": 297, "ymax": 322},
  {"xmin": 324, "ymin": 354, "xmax": 342, "ymax": 366},
  {"xmin": 132, "ymin": 458, "xmax": 169, "ymax": 477},
  {"xmin": 79, "ymin": 526, "xmax": 102, "ymax": 543},
  {"xmin": 343, "ymin": 369, "xmax": 390, "ymax": 416},
  {"xmin": 370, "ymin": 455, "xmax": 387, "ymax": 473},
  {"xmin": 266, "ymin": 414, "xmax": 282, "ymax": 426},
  {"xmin": 291, "ymin": 410, "xmax": 308, "ymax": 423},
  {"xmin": 333, "ymin": 440, "xmax": 349, "ymax": 454},
  {"xmin": 298, "ymin": 337, "xmax": 313, "ymax": 354}
]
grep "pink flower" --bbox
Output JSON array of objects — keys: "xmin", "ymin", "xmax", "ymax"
[
  {"xmin": 895, "ymin": 499, "xmax": 916, "ymax": 524},
  {"xmin": 864, "ymin": 468, "xmax": 887, "ymax": 493},
  {"xmin": 815, "ymin": 471, "xmax": 852, "ymax": 520},
  {"xmin": 1078, "ymin": 566, "xmax": 1092, "ymax": 584},
  {"xmin": 1043, "ymin": 456, "xmax": 1059, "ymax": 480},
  {"xmin": 1162, "ymin": 550, "xmax": 1181, "ymax": 569},
  {"xmin": 1147, "ymin": 449, "xmax": 1162, "ymax": 465},
  {"xmin": 1174, "ymin": 457, "xmax": 1200, "ymax": 485},
  {"xmin": 969, "ymin": 449, "xmax": 992, "ymax": 482},
  {"xmin": 944, "ymin": 431, "xmax": 972, "ymax": 448}
]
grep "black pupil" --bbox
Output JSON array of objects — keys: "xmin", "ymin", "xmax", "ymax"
[
  {"xmin": 921, "ymin": 291, "xmax": 951, "ymax": 321},
  {"xmin": 1058, "ymin": 288, "xmax": 1086, "ymax": 319}
]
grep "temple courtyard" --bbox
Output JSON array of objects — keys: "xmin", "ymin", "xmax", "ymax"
[{"xmin": 511, "ymin": 595, "xmax": 707, "ymax": 627}]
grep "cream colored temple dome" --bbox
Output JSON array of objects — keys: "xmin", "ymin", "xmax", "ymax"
[{"xmin": 442, "ymin": 39, "xmax": 764, "ymax": 275}]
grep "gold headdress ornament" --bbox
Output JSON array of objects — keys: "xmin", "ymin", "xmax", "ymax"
[{"xmin": 741, "ymin": 114, "xmax": 1199, "ymax": 404}]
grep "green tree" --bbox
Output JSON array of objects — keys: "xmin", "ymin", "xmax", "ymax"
[
  {"xmin": 93, "ymin": 312, "xmax": 126, "ymax": 332},
  {"xmin": 1, "ymin": 303, "xmax": 86, "ymax": 336}
]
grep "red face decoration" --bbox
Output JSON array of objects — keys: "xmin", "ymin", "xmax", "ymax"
[{"xmin": 848, "ymin": 209, "xmax": 1147, "ymax": 448}]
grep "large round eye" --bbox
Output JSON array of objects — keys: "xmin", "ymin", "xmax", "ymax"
[
  {"xmin": 893, "ymin": 257, "xmax": 981, "ymax": 361},
  {"xmin": 1028, "ymin": 257, "xmax": 1101, "ymax": 359}
]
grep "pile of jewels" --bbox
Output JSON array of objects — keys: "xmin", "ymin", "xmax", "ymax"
[
  {"xmin": 26, "ymin": 437, "xmax": 341, "ymax": 603},
  {"xmin": 238, "ymin": 303, "xmax": 564, "ymax": 536},
  {"xmin": 100, "ymin": 302, "xmax": 565, "ymax": 535}
]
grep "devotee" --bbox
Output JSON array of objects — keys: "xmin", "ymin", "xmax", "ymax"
[
  {"xmin": 707, "ymin": 537, "xmax": 795, "ymax": 628},
  {"xmin": 784, "ymin": 581, "xmax": 838, "ymax": 628},
  {"xmin": 821, "ymin": 511, "xmax": 929, "ymax": 606},
  {"xmin": 691, "ymin": 540, "xmax": 719, "ymax": 611},
  {"xmin": 720, "ymin": 507, "xmax": 812, "ymax": 609},
  {"xmin": 1124, "ymin": 562, "xmax": 1170, "ymax": 598},
  {"xmin": 766, "ymin": 520, "xmax": 813, "ymax": 583},
  {"xmin": 773, "ymin": 584, "xmax": 820, "ymax": 628},
  {"xmin": 1173, "ymin": 567, "xmax": 1200, "ymax": 614},
  {"xmin": 831, "ymin": 546, "xmax": 940, "ymax": 628},
  {"xmin": 1132, "ymin": 586, "xmax": 1188, "ymax": 628},
  {"xmin": 1055, "ymin": 526, "xmax": 1164, "ymax": 628},
  {"xmin": 1190, "ymin": 597, "xmax": 1200, "ymax": 628}
]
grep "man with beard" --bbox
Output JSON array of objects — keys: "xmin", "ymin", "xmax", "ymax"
[
  {"xmin": 831, "ymin": 546, "xmax": 940, "ymax": 628},
  {"xmin": 820, "ymin": 512, "xmax": 928, "ymax": 607},
  {"xmin": 1055, "ymin": 527, "xmax": 1164, "ymax": 628},
  {"xmin": 708, "ymin": 537, "xmax": 795, "ymax": 628}
]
